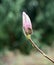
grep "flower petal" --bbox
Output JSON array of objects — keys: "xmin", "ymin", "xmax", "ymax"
[{"xmin": 22, "ymin": 12, "xmax": 32, "ymax": 34}]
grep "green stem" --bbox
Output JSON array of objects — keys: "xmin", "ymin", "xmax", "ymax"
[{"xmin": 29, "ymin": 38, "xmax": 54, "ymax": 63}]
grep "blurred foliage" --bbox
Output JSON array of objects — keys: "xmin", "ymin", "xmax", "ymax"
[{"xmin": 0, "ymin": 0, "xmax": 54, "ymax": 54}]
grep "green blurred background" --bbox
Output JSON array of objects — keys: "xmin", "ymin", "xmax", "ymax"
[{"xmin": 0, "ymin": 0, "xmax": 54, "ymax": 54}]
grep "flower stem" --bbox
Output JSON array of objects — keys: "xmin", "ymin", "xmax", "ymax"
[{"xmin": 29, "ymin": 38, "xmax": 54, "ymax": 63}]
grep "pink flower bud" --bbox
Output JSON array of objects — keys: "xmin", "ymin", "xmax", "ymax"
[{"xmin": 22, "ymin": 12, "xmax": 32, "ymax": 35}]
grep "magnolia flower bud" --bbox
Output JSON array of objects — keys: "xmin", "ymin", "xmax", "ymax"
[{"xmin": 22, "ymin": 12, "xmax": 32, "ymax": 36}]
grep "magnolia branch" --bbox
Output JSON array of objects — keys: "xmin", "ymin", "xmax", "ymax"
[
  {"xmin": 28, "ymin": 38, "xmax": 54, "ymax": 63},
  {"xmin": 22, "ymin": 11, "xmax": 54, "ymax": 63}
]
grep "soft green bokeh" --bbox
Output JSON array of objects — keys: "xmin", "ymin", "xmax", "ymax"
[{"xmin": 0, "ymin": 0, "xmax": 54, "ymax": 54}]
